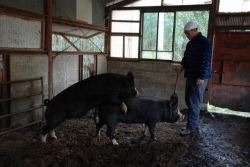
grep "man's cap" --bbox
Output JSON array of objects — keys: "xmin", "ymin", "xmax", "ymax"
[{"xmin": 184, "ymin": 22, "xmax": 199, "ymax": 30}]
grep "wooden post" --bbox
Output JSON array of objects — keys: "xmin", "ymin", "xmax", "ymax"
[{"xmin": 44, "ymin": 0, "xmax": 53, "ymax": 99}]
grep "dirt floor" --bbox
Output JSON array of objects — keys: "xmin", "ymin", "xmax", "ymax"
[{"xmin": 0, "ymin": 109, "xmax": 250, "ymax": 167}]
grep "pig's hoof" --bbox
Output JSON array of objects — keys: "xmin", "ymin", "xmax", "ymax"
[
  {"xmin": 51, "ymin": 136, "xmax": 57, "ymax": 140},
  {"xmin": 112, "ymin": 139, "xmax": 119, "ymax": 145},
  {"xmin": 121, "ymin": 102, "xmax": 127, "ymax": 114},
  {"xmin": 41, "ymin": 135, "xmax": 47, "ymax": 143}
]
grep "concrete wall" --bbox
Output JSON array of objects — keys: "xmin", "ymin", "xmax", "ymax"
[
  {"xmin": 0, "ymin": 0, "xmax": 105, "ymax": 22},
  {"xmin": 0, "ymin": 0, "xmax": 44, "ymax": 14},
  {"xmin": 76, "ymin": 0, "xmax": 105, "ymax": 26},
  {"xmin": 108, "ymin": 60, "xmax": 187, "ymax": 109},
  {"xmin": 53, "ymin": 55, "xmax": 79, "ymax": 96},
  {"xmin": 97, "ymin": 55, "xmax": 107, "ymax": 74},
  {"xmin": 10, "ymin": 55, "xmax": 48, "ymax": 126}
]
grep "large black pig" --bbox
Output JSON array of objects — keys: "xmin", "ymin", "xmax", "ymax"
[
  {"xmin": 41, "ymin": 71, "xmax": 139, "ymax": 142},
  {"xmin": 95, "ymin": 93, "xmax": 183, "ymax": 145}
]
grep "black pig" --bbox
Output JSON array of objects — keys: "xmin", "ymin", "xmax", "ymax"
[
  {"xmin": 95, "ymin": 93, "xmax": 183, "ymax": 145},
  {"xmin": 41, "ymin": 71, "xmax": 139, "ymax": 142}
]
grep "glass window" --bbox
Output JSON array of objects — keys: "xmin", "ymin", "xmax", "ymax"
[
  {"xmin": 125, "ymin": 37, "xmax": 139, "ymax": 58},
  {"xmin": 219, "ymin": 0, "xmax": 250, "ymax": 13},
  {"xmin": 142, "ymin": 13, "xmax": 158, "ymax": 51},
  {"xmin": 141, "ymin": 12, "xmax": 174, "ymax": 60},
  {"xmin": 109, "ymin": 6, "xmax": 209, "ymax": 62},
  {"xmin": 112, "ymin": 10, "xmax": 140, "ymax": 21},
  {"xmin": 158, "ymin": 12, "xmax": 174, "ymax": 51},
  {"xmin": 52, "ymin": 34, "xmax": 76, "ymax": 51},
  {"xmin": 125, "ymin": 0, "xmax": 161, "ymax": 7},
  {"xmin": 52, "ymin": 33, "xmax": 104, "ymax": 52},
  {"xmin": 110, "ymin": 9, "xmax": 140, "ymax": 59},
  {"xmin": 163, "ymin": 0, "xmax": 212, "ymax": 5},
  {"xmin": 174, "ymin": 11, "xmax": 209, "ymax": 61},
  {"xmin": 110, "ymin": 36, "xmax": 123, "ymax": 58},
  {"xmin": 112, "ymin": 22, "xmax": 139, "ymax": 33},
  {"xmin": 83, "ymin": 55, "xmax": 94, "ymax": 80}
]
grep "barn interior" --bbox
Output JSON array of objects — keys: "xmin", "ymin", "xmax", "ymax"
[{"xmin": 0, "ymin": 0, "xmax": 250, "ymax": 166}]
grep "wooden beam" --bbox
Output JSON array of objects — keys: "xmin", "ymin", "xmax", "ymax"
[
  {"xmin": 0, "ymin": 49, "xmax": 46, "ymax": 55},
  {"xmin": 52, "ymin": 17, "xmax": 107, "ymax": 32},
  {"xmin": 0, "ymin": 5, "xmax": 46, "ymax": 21},
  {"xmin": 44, "ymin": 0, "xmax": 53, "ymax": 99},
  {"xmin": 207, "ymin": 0, "xmax": 218, "ymax": 43},
  {"xmin": 61, "ymin": 34, "xmax": 80, "ymax": 51},
  {"xmin": 106, "ymin": 0, "xmax": 139, "ymax": 10}
]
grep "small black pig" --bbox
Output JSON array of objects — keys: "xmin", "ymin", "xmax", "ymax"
[
  {"xmin": 41, "ymin": 71, "xmax": 139, "ymax": 142},
  {"xmin": 95, "ymin": 93, "xmax": 183, "ymax": 145}
]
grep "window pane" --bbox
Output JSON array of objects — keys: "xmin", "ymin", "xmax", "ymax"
[
  {"xmin": 219, "ymin": 0, "xmax": 250, "ymax": 13},
  {"xmin": 163, "ymin": 0, "xmax": 211, "ymax": 5},
  {"xmin": 157, "ymin": 52, "xmax": 172, "ymax": 60},
  {"xmin": 112, "ymin": 10, "xmax": 140, "ymax": 21},
  {"xmin": 52, "ymin": 34, "xmax": 76, "ymax": 51},
  {"xmin": 158, "ymin": 12, "xmax": 174, "ymax": 51},
  {"xmin": 125, "ymin": 37, "xmax": 139, "ymax": 58},
  {"xmin": 174, "ymin": 11, "xmax": 209, "ymax": 61},
  {"xmin": 110, "ymin": 36, "xmax": 123, "ymax": 58},
  {"xmin": 125, "ymin": 0, "xmax": 161, "ymax": 7},
  {"xmin": 142, "ymin": 13, "xmax": 158, "ymax": 50},
  {"xmin": 112, "ymin": 22, "xmax": 139, "ymax": 33},
  {"xmin": 67, "ymin": 33, "xmax": 104, "ymax": 52},
  {"xmin": 83, "ymin": 55, "xmax": 94, "ymax": 80},
  {"xmin": 141, "ymin": 51, "xmax": 156, "ymax": 59}
]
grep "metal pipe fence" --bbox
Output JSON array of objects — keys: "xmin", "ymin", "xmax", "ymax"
[{"xmin": 0, "ymin": 77, "xmax": 44, "ymax": 136}]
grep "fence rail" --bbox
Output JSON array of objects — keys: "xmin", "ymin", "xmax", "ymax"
[{"xmin": 0, "ymin": 77, "xmax": 44, "ymax": 136}]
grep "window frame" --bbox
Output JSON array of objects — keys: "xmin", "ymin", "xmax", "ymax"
[{"xmin": 108, "ymin": 5, "xmax": 211, "ymax": 62}]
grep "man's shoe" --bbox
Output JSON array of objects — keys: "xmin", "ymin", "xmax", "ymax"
[
  {"xmin": 180, "ymin": 129, "xmax": 194, "ymax": 136},
  {"xmin": 181, "ymin": 126, "xmax": 186, "ymax": 131}
]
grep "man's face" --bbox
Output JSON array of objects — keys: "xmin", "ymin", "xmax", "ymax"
[{"xmin": 184, "ymin": 29, "xmax": 196, "ymax": 40}]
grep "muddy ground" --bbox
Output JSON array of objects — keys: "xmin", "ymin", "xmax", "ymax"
[{"xmin": 0, "ymin": 110, "xmax": 250, "ymax": 167}]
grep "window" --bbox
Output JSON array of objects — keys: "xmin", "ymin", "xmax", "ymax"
[
  {"xmin": 174, "ymin": 11, "xmax": 209, "ymax": 61},
  {"xmin": 141, "ymin": 12, "xmax": 174, "ymax": 60},
  {"xmin": 52, "ymin": 33, "xmax": 104, "ymax": 52},
  {"xmin": 163, "ymin": 0, "xmax": 212, "ymax": 5},
  {"xmin": 109, "ymin": 2, "xmax": 210, "ymax": 62},
  {"xmin": 110, "ymin": 10, "xmax": 140, "ymax": 58},
  {"xmin": 219, "ymin": 0, "xmax": 250, "ymax": 13}
]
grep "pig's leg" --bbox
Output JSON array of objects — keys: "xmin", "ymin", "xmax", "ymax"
[
  {"xmin": 106, "ymin": 122, "xmax": 119, "ymax": 145},
  {"xmin": 50, "ymin": 130, "xmax": 57, "ymax": 139},
  {"xmin": 147, "ymin": 123, "xmax": 156, "ymax": 140},
  {"xmin": 96, "ymin": 121, "xmax": 105, "ymax": 140},
  {"xmin": 41, "ymin": 118, "xmax": 65, "ymax": 142},
  {"xmin": 143, "ymin": 124, "xmax": 148, "ymax": 137}
]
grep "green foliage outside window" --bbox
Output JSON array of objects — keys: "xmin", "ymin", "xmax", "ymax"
[
  {"xmin": 142, "ymin": 11, "xmax": 209, "ymax": 61},
  {"xmin": 174, "ymin": 11, "xmax": 209, "ymax": 61},
  {"xmin": 52, "ymin": 33, "xmax": 104, "ymax": 52}
]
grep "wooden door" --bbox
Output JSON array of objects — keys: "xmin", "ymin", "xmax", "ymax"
[{"xmin": 210, "ymin": 33, "xmax": 250, "ymax": 112}]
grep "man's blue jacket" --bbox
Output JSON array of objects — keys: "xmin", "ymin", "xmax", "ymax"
[{"xmin": 181, "ymin": 32, "xmax": 212, "ymax": 80}]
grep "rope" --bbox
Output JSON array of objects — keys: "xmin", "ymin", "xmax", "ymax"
[{"xmin": 174, "ymin": 69, "xmax": 182, "ymax": 93}]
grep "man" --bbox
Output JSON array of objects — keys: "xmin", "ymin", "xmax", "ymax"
[{"xmin": 175, "ymin": 21, "xmax": 212, "ymax": 136}]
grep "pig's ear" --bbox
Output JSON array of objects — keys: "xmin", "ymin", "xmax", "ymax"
[
  {"xmin": 126, "ymin": 71, "xmax": 134, "ymax": 86},
  {"xmin": 169, "ymin": 93, "xmax": 178, "ymax": 107}
]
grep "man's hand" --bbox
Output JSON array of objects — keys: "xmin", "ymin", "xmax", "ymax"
[
  {"xmin": 175, "ymin": 65, "xmax": 183, "ymax": 71},
  {"xmin": 197, "ymin": 79, "xmax": 204, "ymax": 85}
]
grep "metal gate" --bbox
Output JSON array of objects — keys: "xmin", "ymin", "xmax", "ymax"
[{"xmin": 0, "ymin": 77, "xmax": 44, "ymax": 135}]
